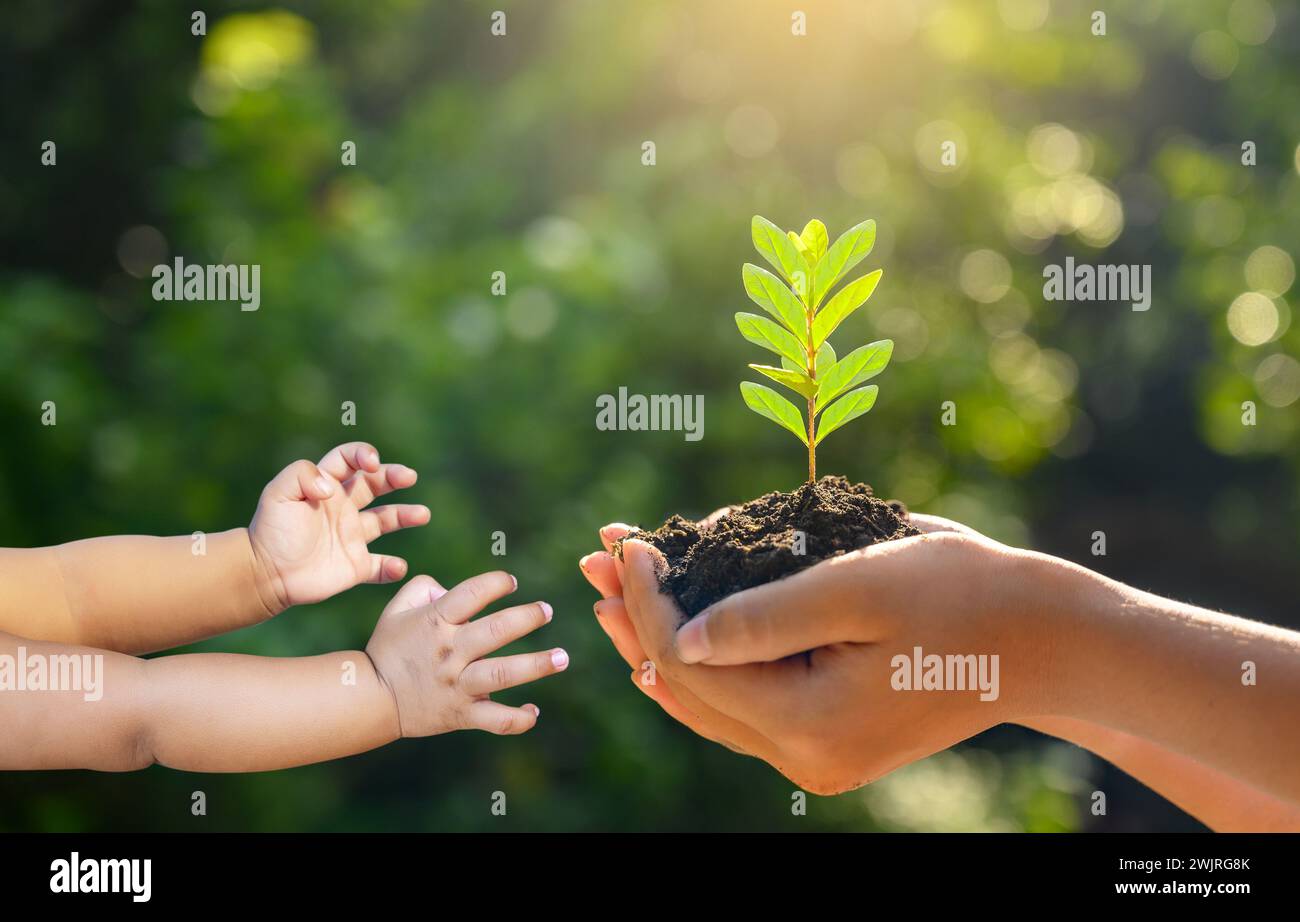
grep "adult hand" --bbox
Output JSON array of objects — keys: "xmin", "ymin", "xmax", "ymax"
[
  {"xmin": 609, "ymin": 528, "xmax": 1053, "ymax": 794},
  {"xmin": 580, "ymin": 523, "xmax": 782, "ymax": 761}
]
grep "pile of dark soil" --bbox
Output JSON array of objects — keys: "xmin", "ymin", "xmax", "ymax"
[{"xmin": 617, "ymin": 475, "xmax": 918, "ymax": 618}]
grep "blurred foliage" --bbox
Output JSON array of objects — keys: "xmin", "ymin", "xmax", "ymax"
[{"xmin": 1, "ymin": 0, "xmax": 1297, "ymax": 831}]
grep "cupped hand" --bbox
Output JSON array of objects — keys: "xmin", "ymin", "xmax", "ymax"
[
  {"xmin": 584, "ymin": 515, "xmax": 1056, "ymax": 794},
  {"xmin": 580, "ymin": 524, "xmax": 781, "ymax": 761},
  {"xmin": 249, "ymin": 442, "xmax": 431, "ymax": 613}
]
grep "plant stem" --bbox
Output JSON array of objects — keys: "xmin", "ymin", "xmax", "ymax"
[
  {"xmin": 804, "ymin": 273, "xmax": 817, "ymax": 485},
  {"xmin": 806, "ymin": 397, "xmax": 816, "ymax": 483}
]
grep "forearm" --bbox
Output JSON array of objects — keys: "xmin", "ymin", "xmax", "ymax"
[
  {"xmin": 0, "ymin": 631, "xmax": 150, "ymax": 771},
  {"xmin": 0, "ymin": 528, "xmax": 280, "ymax": 654},
  {"xmin": 0, "ymin": 630, "xmax": 400, "ymax": 772},
  {"xmin": 139, "ymin": 650, "xmax": 400, "ymax": 772},
  {"xmin": 1021, "ymin": 715, "xmax": 1300, "ymax": 831},
  {"xmin": 1026, "ymin": 555, "xmax": 1300, "ymax": 806}
]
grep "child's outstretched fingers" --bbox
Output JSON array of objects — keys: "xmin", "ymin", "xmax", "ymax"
[
  {"xmin": 367, "ymin": 554, "xmax": 409, "ymax": 584},
  {"xmin": 432, "ymin": 571, "xmax": 517, "ymax": 623},
  {"xmin": 249, "ymin": 444, "xmax": 433, "ymax": 610},
  {"xmin": 317, "ymin": 441, "xmax": 382, "ymax": 480},
  {"xmin": 360, "ymin": 503, "xmax": 431, "ymax": 541},
  {"xmin": 460, "ymin": 648, "xmax": 569, "ymax": 696},
  {"xmin": 342, "ymin": 463, "xmax": 419, "ymax": 509},
  {"xmin": 457, "ymin": 602, "xmax": 552, "ymax": 660},
  {"xmin": 465, "ymin": 701, "xmax": 540, "ymax": 735},
  {"xmin": 365, "ymin": 571, "xmax": 560, "ymax": 740}
]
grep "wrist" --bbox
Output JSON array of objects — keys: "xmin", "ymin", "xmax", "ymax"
[
  {"xmin": 363, "ymin": 647, "xmax": 404, "ymax": 742},
  {"xmin": 243, "ymin": 527, "xmax": 288, "ymax": 618},
  {"xmin": 1005, "ymin": 548, "xmax": 1121, "ymax": 722}
]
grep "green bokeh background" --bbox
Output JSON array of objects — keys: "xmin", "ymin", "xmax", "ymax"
[{"xmin": 1, "ymin": 0, "xmax": 1297, "ymax": 831}]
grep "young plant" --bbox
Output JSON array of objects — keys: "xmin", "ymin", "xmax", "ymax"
[{"xmin": 737, "ymin": 215, "xmax": 893, "ymax": 483}]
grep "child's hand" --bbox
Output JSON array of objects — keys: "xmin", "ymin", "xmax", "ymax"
[
  {"xmin": 249, "ymin": 442, "xmax": 431, "ymax": 614},
  {"xmin": 366, "ymin": 572, "xmax": 566, "ymax": 736}
]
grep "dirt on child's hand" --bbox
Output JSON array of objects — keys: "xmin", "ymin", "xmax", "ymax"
[{"xmin": 365, "ymin": 572, "xmax": 566, "ymax": 737}]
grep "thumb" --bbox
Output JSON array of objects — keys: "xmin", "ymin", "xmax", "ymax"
[
  {"xmin": 269, "ymin": 459, "xmax": 335, "ymax": 502},
  {"xmin": 674, "ymin": 555, "xmax": 865, "ymax": 665},
  {"xmin": 382, "ymin": 574, "xmax": 447, "ymax": 615}
]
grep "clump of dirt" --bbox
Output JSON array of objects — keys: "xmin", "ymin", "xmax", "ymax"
[{"xmin": 616, "ymin": 476, "xmax": 919, "ymax": 618}]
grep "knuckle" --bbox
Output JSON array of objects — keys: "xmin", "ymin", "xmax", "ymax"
[
  {"xmin": 490, "ymin": 662, "xmax": 509, "ymax": 690},
  {"xmin": 727, "ymin": 607, "xmax": 763, "ymax": 649},
  {"xmin": 496, "ymin": 712, "xmax": 519, "ymax": 735},
  {"xmin": 464, "ymin": 580, "xmax": 486, "ymax": 606}
]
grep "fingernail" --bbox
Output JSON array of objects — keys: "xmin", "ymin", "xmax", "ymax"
[
  {"xmin": 675, "ymin": 616, "xmax": 712, "ymax": 664},
  {"xmin": 315, "ymin": 477, "xmax": 333, "ymax": 497},
  {"xmin": 550, "ymin": 649, "xmax": 569, "ymax": 670},
  {"xmin": 527, "ymin": 704, "xmax": 540, "ymax": 718},
  {"xmin": 578, "ymin": 554, "xmax": 593, "ymax": 572},
  {"xmin": 509, "ymin": 574, "xmax": 518, "ymax": 591},
  {"xmin": 592, "ymin": 600, "xmax": 604, "ymax": 617},
  {"xmin": 540, "ymin": 601, "xmax": 553, "ymax": 622}
]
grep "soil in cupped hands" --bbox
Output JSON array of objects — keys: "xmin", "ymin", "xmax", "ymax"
[{"xmin": 616, "ymin": 475, "xmax": 919, "ymax": 619}]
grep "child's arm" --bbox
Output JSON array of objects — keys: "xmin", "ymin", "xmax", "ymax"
[
  {"xmin": 0, "ymin": 629, "xmax": 397, "ymax": 771},
  {"xmin": 0, "ymin": 571, "xmax": 564, "ymax": 772},
  {"xmin": 0, "ymin": 442, "xmax": 428, "ymax": 655}
]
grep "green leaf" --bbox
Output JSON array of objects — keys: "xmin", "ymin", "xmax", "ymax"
[
  {"xmin": 751, "ymin": 215, "xmax": 806, "ymax": 289},
  {"xmin": 741, "ymin": 381, "xmax": 808, "ymax": 445},
  {"xmin": 816, "ymin": 341, "xmax": 835, "ymax": 376},
  {"xmin": 816, "ymin": 340, "xmax": 893, "ymax": 407},
  {"xmin": 782, "ymin": 341, "xmax": 834, "ymax": 376},
  {"xmin": 735, "ymin": 312, "xmax": 808, "ymax": 369},
  {"xmin": 812, "ymin": 219, "xmax": 876, "ymax": 307},
  {"xmin": 800, "ymin": 219, "xmax": 828, "ymax": 265},
  {"xmin": 787, "ymin": 243, "xmax": 814, "ymax": 303},
  {"xmin": 749, "ymin": 363, "xmax": 818, "ymax": 399},
  {"xmin": 788, "ymin": 230, "xmax": 813, "ymax": 265},
  {"xmin": 742, "ymin": 263, "xmax": 808, "ymax": 340},
  {"xmin": 814, "ymin": 385, "xmax": 879, "ymax": 445},
  {"xmin": 811, "ymin": 269, "xmax": 883, "ymax": 348}
]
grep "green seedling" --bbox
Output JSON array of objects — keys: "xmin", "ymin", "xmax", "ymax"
[{"xmin": 737, "ymin": 215, "xmax": 894, "ymax": 483}]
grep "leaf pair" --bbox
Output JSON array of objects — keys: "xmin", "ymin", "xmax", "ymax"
[
  {"xmin": 740, "ymin": 380, "xmax": 880, "ymax": 446},
  {"xmin": 741, "ymin": 338, "xmax": 892, "ymax": 446}
]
